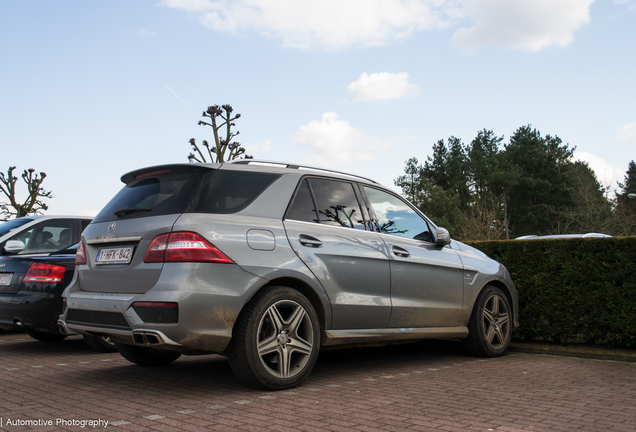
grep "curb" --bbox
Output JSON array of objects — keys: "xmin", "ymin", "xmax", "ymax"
[{"xmin": 509, "ymin": 342, "xmax": 636, "ymax": 363}]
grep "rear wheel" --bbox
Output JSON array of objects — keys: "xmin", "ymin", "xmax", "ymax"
[
  {"xmin": 83, "ymin": 334, "xmax": 117, "ymax": 353},
  {"xmin": 463, "ymin": 285, "xmax": 512, "ymax": 357},
  {"xmin": 229, "ymin": 286, "xmax": 320, "ymax": 390},
  {"xmin": 27, "ymin": 330, "xmax": 68, "ymax": 342},
  {"xmin": 115, "ymin": 343, "xmax": 181, "ymax": 367}
]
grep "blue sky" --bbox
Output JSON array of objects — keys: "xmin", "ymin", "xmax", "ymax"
[{"xmin": 1, "ymin": 0, "xmax": 634, "ymax": 217}]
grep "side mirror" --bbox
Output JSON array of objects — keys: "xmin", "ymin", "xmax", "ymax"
[
  {"xmin": 4, "ymin": 239, "xmax": 26, "ymax": 254},
  {"xmin": 435, "ymin": 227, "xmax": 451, "ymax": 246}
]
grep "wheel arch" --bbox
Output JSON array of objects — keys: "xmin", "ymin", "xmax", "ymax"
[
  {"xmin": 237, "ymin": 276, "xmax": 329, "ymax": 337},
  {"xmin": 485, "ymin": 280, "xmax": 514, "ymax": 314},
  {"xmin": 470, "ymin": 278, "xmax": 518, "ymax": 331},
  {"xmin": 264, "ymin": 277, "xmax": 328, "ymax": 332}
]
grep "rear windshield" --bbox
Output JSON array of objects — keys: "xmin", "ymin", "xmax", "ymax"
[
  {"xmin": 93, "ymin": 167, "xmax": 280, "ymax": 223},
  {"xmin": 0, "ymin": 218, "xmax": 34, "ymax": 237},
  {"xmin": 93, "ymin": 167, "xmax": 206, "ymax": 223}
]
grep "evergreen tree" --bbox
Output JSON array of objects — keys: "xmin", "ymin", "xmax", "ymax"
[
  {"xmin": 504, "ymin": 125, "xmax": 575, "ymax": 236},
  {"xmin": 613, "ymin": 160, "xmax": 636, "ymax": 236}
]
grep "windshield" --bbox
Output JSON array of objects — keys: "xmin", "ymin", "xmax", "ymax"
[{"xmin": 0, "ymin": 218, "xmax": 34, "ymax": 237}]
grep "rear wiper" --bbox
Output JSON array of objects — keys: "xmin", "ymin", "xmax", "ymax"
[{"xmin": 114, "ymin": 207, "xmax": 151, "ymax": 217}]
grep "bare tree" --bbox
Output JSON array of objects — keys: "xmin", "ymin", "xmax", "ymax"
[
  {"xmin": 188, "ymin": 104, "xmax": 252, "ymax": 163},
  {"xmin": 0, "ymin": 166, "xmax": 52, "ymax": 218}
]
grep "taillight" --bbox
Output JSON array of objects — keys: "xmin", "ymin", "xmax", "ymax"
[
  {"xmin": 143, "ymin": 232, "xmax": 233, "ymax": 264},
  {"xmin": 76, "ymin": 240, "xmax": 87, "ymax": 265},
  {"xmin": 24, "ymin": 262, "xmax": 66, "ymax": 283}
]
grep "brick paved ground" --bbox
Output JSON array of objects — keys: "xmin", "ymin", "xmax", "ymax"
[{"xmin": 1, "ymin": 331, "xmax": 634, "ymax": 431}]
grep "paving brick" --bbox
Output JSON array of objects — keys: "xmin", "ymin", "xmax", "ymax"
[{"xmin": 1, "ymin": 333, "xmax": 635, "ymax": 431}]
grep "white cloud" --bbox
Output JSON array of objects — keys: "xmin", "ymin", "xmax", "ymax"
[
  {"xmin": 137, "ymin": 30, "xmax": 157, "ymax": 36},
  {"xmin": 450, "ymin": 0, "xmax": 594, "ymax": 55},
  {"xmin": 293, "ymin": 112, "xmax": 393, "ymax": 165},
  {"xmin": 574, "ymin": 151, "xmax": 625, "ymax": 191},
  {"xmin": 162, "ymin": 0, "xmax": 594, "ymax": 53},
  {"xmin": 161, "ymin": 0, "xmax": 462, "ymax": 51},
  {"xmin": 614, "ymin": 122, "xmax": 636, "ymax": 146},
  {"xmin": 244, "ymin": 139, "xmax": 271, "ymax": 154},
  {"xmin": 348, "ymin": 72, "xmax": 420, "ymax": 102}
]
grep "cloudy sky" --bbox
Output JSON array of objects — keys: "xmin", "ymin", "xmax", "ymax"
[{"xmin": 1, "ymin": 0, "xmax": 634, "ymax": 217}]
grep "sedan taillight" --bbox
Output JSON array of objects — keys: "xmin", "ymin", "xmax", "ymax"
[
  {"xmin": 24, "ymin": 262, "xmax": 66, "ymax": 283},
  {"xmin": 75, "ymin": 240, "xmax": 87, "ymax": 265},
  {"xmin": 143, "ymin": 232, "xmax": 233, "ymax": 264}
]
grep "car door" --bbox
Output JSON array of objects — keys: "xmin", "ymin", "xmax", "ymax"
[
  {"xmin": 284, "ymin": 177, "xmax": 391, "ymax": 330},
  {"xmin": 360, "ymin": 186, "xmax": 465, "ymax": 328}
]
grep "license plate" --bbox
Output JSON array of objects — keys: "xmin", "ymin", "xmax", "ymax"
[
  {"xmin": 95, "ymin": 246, "xmax": 133, "ymax": 265},
  {"xmin": 0, "ymin": 273, "xmax": 12, "ymax": 286}
]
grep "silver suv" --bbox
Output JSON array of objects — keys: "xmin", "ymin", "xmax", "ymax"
[{"xmin": 59, "ymin": 160, "xmax": 517, "ymax": 389}]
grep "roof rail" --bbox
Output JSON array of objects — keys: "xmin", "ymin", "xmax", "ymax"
[{"xmin": 229, "ymin": 159, "xmax": 380, "ymax": 184}]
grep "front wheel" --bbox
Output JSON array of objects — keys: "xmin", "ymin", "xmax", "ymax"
[
  {"xmin": 229, "ymin": 286, "xmax": 320, "ymax": 390},
  {"xmin": 463, "ymin": 285, "xmax": 512, "ymax": 357},
  {"xmin": 115, "ymin": 343, "xmax": 181, "ymax": 367}
]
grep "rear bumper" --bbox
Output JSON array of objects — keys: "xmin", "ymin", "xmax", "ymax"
[
  {"xmin": 0, "ymin": 292, "xmax": 63, "ymax": 332},
  {"xmin": 60, "ymin": 263, "xmax": 267, "ymax": 354}
]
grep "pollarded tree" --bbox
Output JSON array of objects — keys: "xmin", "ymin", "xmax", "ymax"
[
  {"xmin": 0, "ymin": 166, "xmax": 52, "ymax": 218},
  {"xmin": 188, "ymin": 104, "xmax": 252, "ymax": 163}
]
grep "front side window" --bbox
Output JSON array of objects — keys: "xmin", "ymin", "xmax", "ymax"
[
  {"xmin": 363, "ymin": 186, "xmax": 433, "ymax": 242},
  {"xmin": 12, "ymin": 220, "xmax": 74, "ymax": 254}
]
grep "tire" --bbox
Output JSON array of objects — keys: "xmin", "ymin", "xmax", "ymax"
[
  {"xmin": 229, "ymin": 286, "xmax": 320, "ymax": 390},
  {"xmin": 83, "ymin": 334, "xmax": 118, "ymax": 353},
  {"xmin": 463, "ymin": 285, "xmax": 512, "ymax": 357},
  {"xmin": 27, "ymin": 330, "xmax": 68, "ymax": 342},
  {"xmin": 115, "ymin": 343, "xmax": 181, "ymax": 367}
]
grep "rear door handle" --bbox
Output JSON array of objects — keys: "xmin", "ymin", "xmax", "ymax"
[
  {"xmin": 392, "ymin": 245, "xmax": 410, "ymax": 258},
  {"xmin": 299, "ymin": 234, "xmax": 323, "ymax": 248}
]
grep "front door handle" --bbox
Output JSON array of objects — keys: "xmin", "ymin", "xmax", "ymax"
[
  {"xmin": 299, "ymin": 234, "xmax": 323, "ymax": 248},
  {"xmin": 392, "ymin": 245, "xmax": 410, "ymax": 258}
]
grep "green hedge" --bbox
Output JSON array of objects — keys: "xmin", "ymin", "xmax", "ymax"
[{"xmin": 465, "ymin": 237, "xmax": 636, "ymax": 348}]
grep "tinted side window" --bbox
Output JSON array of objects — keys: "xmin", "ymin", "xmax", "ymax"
[
  {"xmin": 363, "ymin": 186, "xmax": 433, "ymax": 242},
  {"xmin": 193, "ymin": 170, "xmax": 280, "ymax": 214},
  {"xmin": 286, "ymin": 179, "xmax": 318, "ymax": 223},
  {"xmin": 309, "ymin": 178, "xmax": 365, "ymax": 230},
  {"xmin": 81, "ymin": 220, "xmax": 91, "ymax": 232}
]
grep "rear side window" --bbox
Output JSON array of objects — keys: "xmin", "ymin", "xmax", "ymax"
[
  {"xmin": 286, "ymin": 179, "xmax": 318, "ymax": 223},
  {"xmin": 286, "ymin": 177, "xmax": 366, "ymax": 230},
  {"xmin": 191, "ymin": 170, "xmax": 280, "ymax": 214},
  {"xmin": 94, "ymin": 168, "xmax": 206, "ymax": 223}
]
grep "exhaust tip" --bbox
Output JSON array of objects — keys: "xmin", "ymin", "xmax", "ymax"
[{"xmin": 57, "ymin": 319, "xmax": 69, "ymax": 335}]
